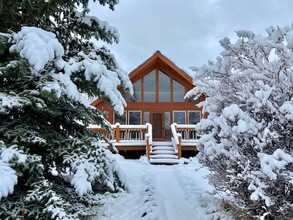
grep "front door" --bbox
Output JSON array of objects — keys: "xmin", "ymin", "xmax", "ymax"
[
  {"xmin": 152, "ymin": 112, "xmax": 171, "ymax": 141},
  {"xmin": 152, "ymin": 113, "xmax": 163, "ymax": 140}
]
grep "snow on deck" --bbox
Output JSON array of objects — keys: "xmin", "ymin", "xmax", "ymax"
[{"xmin": 94, "ymin": 156, "xmax": 232, "ymax": 220}]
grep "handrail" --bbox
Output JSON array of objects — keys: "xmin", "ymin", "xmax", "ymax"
[
  {"xmin": 171, "ymin": 123, "xmax": 182, "ymax": 158},
  {"xmin": 145, "ymin": 123, "xmax": 152, "ymax": 159},
  {"xmin": 171, "ymin": 123, "xmax": 198, "ymax": 158},
  {"xmin": 89, "ymin": 123, "xmax": 153, "ymax": 157}
]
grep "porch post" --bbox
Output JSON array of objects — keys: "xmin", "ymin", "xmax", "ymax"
[
  {"xmin": 115, "ymin": 123, "xmax": 120, "ymax": 142},
  {"xmin": 177, "ymin": 134, "xmax": 182, "ymax": 159}
]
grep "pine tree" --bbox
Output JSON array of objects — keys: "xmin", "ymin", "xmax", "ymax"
[
  {"xmin": 187, "ymin": 25, "xmax": 293, "ymax": 219},
  {"xmin": 0, "ymin": 0, "xmax": 132, "ymax": 219}
]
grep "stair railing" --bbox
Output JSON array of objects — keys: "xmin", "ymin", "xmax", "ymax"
[
  {"xmin": 171, "ymin": 123, "xmax": 182, "ymax": 158},
  {"xmin": 145, "ymin": 123, "xmax": 152, "ymax": 159},
  {"xmin": 171, "ymin": 123, "xmax": 198, "ymax": 158}
]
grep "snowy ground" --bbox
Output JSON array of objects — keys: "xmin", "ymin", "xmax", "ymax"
[{"xmin": 94, "ymin": 156, "xmax": 232, "ymax": 220}]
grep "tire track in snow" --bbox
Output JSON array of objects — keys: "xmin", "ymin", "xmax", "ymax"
[
  {"xmin": 95, "ymin": 157, "xmax": 231, "ymax": 220},
  {"xmin": 150, "ymin": 165, "xmax": 199, "ymax": 220}
]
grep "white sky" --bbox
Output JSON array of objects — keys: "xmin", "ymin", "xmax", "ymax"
[{"xmin": 90, "ymin": 0, "xmax": 293, "ymax": 74}]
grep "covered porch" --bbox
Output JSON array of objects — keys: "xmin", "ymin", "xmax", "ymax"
[{"xmin": 90, "ymin": 123, "xmax": 198, "ymax": 164}]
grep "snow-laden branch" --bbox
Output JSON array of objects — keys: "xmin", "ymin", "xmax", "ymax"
[
  {"xmin": 10, "ymin": 27, "xmax": 64, "ymax": 71},
  {"xmin": 8, "ymin": 26, "xmax": 132, "ymax": 114}
]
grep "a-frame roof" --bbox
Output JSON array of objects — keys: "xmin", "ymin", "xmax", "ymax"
[
  {"xmin": 129, "ymin": 50, "xmax": 193, "ymax": 87},
  {"xmin": 91, "ymin": 51, "xmax": 194, "ymax": 107}
]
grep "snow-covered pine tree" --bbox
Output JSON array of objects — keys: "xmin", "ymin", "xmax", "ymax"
[
  {"xmin": 0, "ymin": 1, "xmax": 132, "ymax": 219},
  {"xmin": 186, "ymin": 25, "xmax": 293, "ymax": 219}
]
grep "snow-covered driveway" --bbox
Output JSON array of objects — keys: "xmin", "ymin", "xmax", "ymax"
[{"xmin": 96, "ymin": 156, "xmax": 231, "ymax": 220}]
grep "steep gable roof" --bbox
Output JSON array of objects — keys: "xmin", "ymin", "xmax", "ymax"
[
  {"xmin": 129, "ymin": 51, "xmax": 193, "ymax": 87},
  {"xmin": 91, "ymin": 51, "xmax": 194, "ymax": 107}
]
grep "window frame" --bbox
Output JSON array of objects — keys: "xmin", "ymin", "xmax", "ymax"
[
  {"xmin": 187, "ymin": 111, "xmax": 201, "ymax": 125},
  {"xmin": 173, "ymin": 111, "xmax": 186, "ymax": 124}
]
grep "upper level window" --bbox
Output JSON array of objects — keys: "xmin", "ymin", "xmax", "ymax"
[
  {"xmin": 130, "ymin": 79, "xmax": 141, "ymax": 102},
  {"xmin": 143, "ymin": 69, "xmax": 156, "ymax": 102},
  {"xmin": 159, "ymin": 70, "xmax": 170, "ymax": 102},
  {"xmin": 173, "ymin": 80, "xmax": 185, "ymax": 102}
]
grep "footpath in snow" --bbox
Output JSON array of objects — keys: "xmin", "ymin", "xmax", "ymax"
[{"xmin": 95, "ymin": 156, "xmax": 231, "ymax": 220}]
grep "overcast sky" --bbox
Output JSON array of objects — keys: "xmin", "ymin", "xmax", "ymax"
[{"xmin": 90, "ymin": 0, "xmax": 293, "ymax": 74}]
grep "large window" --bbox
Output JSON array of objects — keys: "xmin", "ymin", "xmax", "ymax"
[
  {"xmin": 114, "ymin": 111, "xmax": 126, "ymax": 124},
  {"xmin": 173, "ymin": 111, "xmax": 186, "ymax": 124},
  {"xmin": 131, "ymin": 68, "xmax": 187, "ymax": 103},
  {"xmin": 143, "ymin": 69, "xmax": 156, "ymax": 102},
  {"xmin": 128, "ymin": 111, "xmax": 141, "ymax": 125},
  {"xmin": 130, "ymin": 79, "xmax": 141, "ymax": 102},
  {"xmin": 188, "ymin": 111, "xmax": 201, "ymax": 124},
  {"xmin": 144, "ymin": 112, "xmax": 150, "ymax": 124},
  {"xmin": 159, "ymin": 70, "xmax": 170, "ymax": 102},
  {"xmin": 173, "ymin": 80, "xmax": 185, "ymax": 102},
  {"xmin": 164, "ymin": 112, "xmax": 171, "ymax": 139}
]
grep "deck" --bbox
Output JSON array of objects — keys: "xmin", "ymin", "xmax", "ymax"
[{"xmin": 90, "ymin": 123, "xmax": 198, "ymax": 164}]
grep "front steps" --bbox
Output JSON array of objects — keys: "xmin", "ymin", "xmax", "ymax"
[{"xmin": 149, "ymin": 142, "xmax": 179, "ymax": 164}]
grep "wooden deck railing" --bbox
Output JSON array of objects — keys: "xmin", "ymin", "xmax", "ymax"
[
  {"xmin": 89, "ymin": 123, "xmax": 153, "ymax": 157},
  {"xmin": 171, "ymin": 123, "xmax": 197, "ymax": 158}
]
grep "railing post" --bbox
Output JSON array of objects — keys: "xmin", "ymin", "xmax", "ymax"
[
  {"xmin": 115, "ymin": 123, "xmax": 120, "ymax": 142},
  {"xmin": 146, "ymin": 136, "xmax": 150, "ymax": 160},
  {"xmin": 177, "ymin": 135, "xmax": 182, "ymax": 159}
]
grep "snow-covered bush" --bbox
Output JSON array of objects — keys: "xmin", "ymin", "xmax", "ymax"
[
  {"xmin": 187, "ymin": 25, "xmax": 293, "ymax": 219},
  {"xmin": 0, "ymin": 1, "xmax": 132, "ymax": 219}
]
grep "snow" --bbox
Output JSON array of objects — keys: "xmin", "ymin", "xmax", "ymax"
[
  {"xmin": 95, "ymin": 156, "xmax": 231, "ymax": 220},
  {"xmin": 258, "ymin": 149, "xmax": 293, "ymax": 180},
  {"xmin": 8, "ymin": 26, "xmax": 133, "ymax": 115},
  {"xmin": 0, "ymin": 160, "xmax": 17, "ymax": 199},
  {"xmin": 0, "ymin": 92, "xmax": 31, "ymax": 113},
  {"xmin": 10, "ymin": 27, "xmax": 64, "ymax": 71},
  {"xmin": 0, "ymin": 142, "xmax": 27, "ymax": 199},
  {"xmin": 74, "ymin": 11, "xmax": 119, "ymax": 43}
]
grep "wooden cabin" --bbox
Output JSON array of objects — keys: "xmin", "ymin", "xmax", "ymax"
[{"xmin": 91, "ymin": 51, "xmax": 205, "ymax": 164}]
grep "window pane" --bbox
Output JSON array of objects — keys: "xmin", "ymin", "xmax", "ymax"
[
  {"xmin": 173, "ymin": 80, "xmax": 185, "ymax": 102},
  {"xmin": 159, "ymin": 70, "xmax": 170, "ymax": 102},
  {"xmin": 164, "ymin": 112, "xmax": 171, "ymax": 139},
  {"xmin": 129, "ymin": 111, "xmax": 141, "ymax": 125},
  {"xmin": 144, "ymin": 112, "xmax": 150, "ymax": 124},
  {"xmin": 130, "ymin": 79, "xmax": 141, "ymax": 102},
  {"xmin": 114, "ymin": 112, "xmax": 126, "ymax": 124},
  {"xmin": 143, "ymin": 69, "xmax": 156, "ymax": 102},
  {"xmin": 188, "ymin": 111, "xmax": 201, "ymax": 124},
  {"xmin": 174, "ymin": 111, "xmax": 185, "ymax": 124}
]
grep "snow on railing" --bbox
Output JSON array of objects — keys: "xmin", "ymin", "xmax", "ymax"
[
  {"xmin": 171, "ymin": 123, "xmax": 182, "ymax": 158},
  {"xmin": 90, "ymin": 123, "xmax": 151, "ymax": 141},
  {"xmin": 89, "ymin": 123, "xmax": 153, "ymax": 158},
  {"xmin": 174, "ymin": 124, "xmax": 197, "ymax": 140},
  {"xmin": 171, "ymin": 123, "xmax": 197, "ymax": 158},
  {"xmin": 145, "ymin": 123, "xmax": 152, "ymax": 159}
]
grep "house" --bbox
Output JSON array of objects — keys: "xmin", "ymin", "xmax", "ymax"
[{"xmin": 91, "ymin": 51, "xmax": 205, "ymax": 163}]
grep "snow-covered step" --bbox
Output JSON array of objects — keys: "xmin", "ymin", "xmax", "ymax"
[
  {"xmin": 152, "ymin": 141, "xmax": 173, "ymax": 146},
  {"xmin": 152, "ymin": 147, "xmax": 174, "ymax": 151},
  {"xmin": 149, "ymin": 142, "xmax": 179, "ymax": 164},
  {"xmin": 150, "ymin": 154, "xmax": 178, "ymax": 159},
  {"xmin": 151, "ymin": 150, "xmax": 176, "ymax": 155},
  {"xmin": 149, "ymin": 158, "xmax": 180, "ymax": 164}
]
